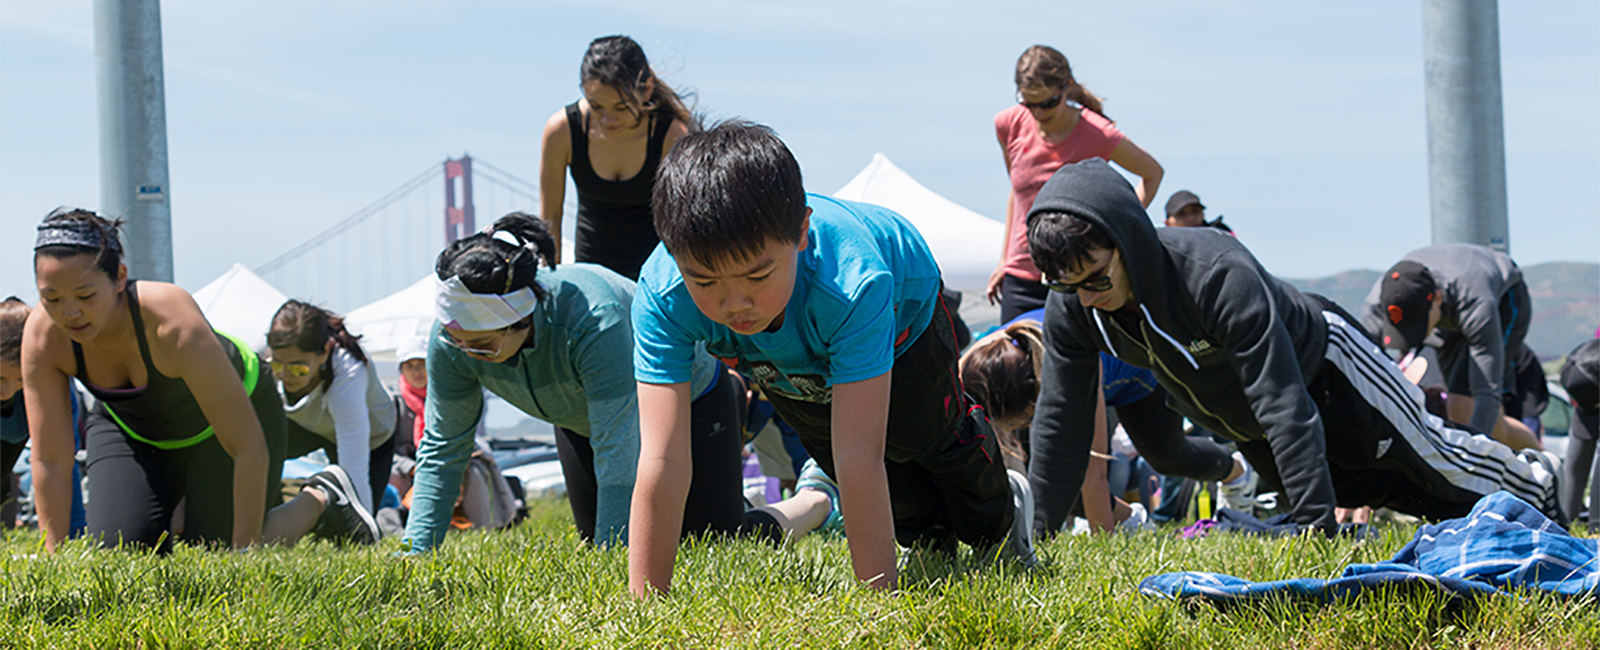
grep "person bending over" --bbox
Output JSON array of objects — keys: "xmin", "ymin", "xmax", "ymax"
[
  {"xmin": 1022, "ymin": 160, "xmax": 1562, "ymax": 535},
  {"xmin": 630, "ymin": 121, "xmax": 1036, "ymax": 596},
  {"xmin": 401, "ymin": 212, "xmax": 832, "ymax": 554},
  {"xmin": 960, "ymin": 312, "xmax": 1255, "ymax": 534},
  {"xmin": 23, "ymin": 209, "xmax": 375, "ymax": 552}
]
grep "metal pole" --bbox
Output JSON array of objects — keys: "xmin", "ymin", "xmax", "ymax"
[
  {"xmin": 94, "ymin": 0, "xmax": 174, "ymax": 281},
  {"xmin": 1421, "ymin": 0, "xmax": 1510, "ymax": 253}
]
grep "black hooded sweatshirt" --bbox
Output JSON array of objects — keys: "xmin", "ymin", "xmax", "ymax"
[{"xmin": 1027, "ymin": 159, "xmax": 1338, "ymax": 534}]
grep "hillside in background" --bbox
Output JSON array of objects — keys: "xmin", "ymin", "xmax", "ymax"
[{"xmin": 1287, "ymin": 262, "xmax": 1598, "ymax": 362}]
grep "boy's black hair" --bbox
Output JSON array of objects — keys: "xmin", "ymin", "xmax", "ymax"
[
  {"xmin": 1025, "ymin": 209, "xmax": 1114, "ymax": 279},
  {"xmin": 652, "ymin": 120, "xmax": 807, "ymax": 269}
]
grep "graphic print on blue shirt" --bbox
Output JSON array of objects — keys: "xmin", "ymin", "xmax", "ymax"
[{"xmin": 633, "ymin": 193, "xmax": 943, "ymax": 403}]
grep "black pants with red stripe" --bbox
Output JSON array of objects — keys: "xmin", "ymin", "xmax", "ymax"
[{"xmin": 764, "ymin": 295, "xmax": 1013, "ymax": 552}]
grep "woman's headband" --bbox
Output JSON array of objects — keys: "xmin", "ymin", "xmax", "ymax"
[
  {"xmin": 35, "ymin": 218, "xmax": 122, "ymax": 253},
  {"xmin": 434, "ymin": 275, "xmax": 538, "ymax": 331}
]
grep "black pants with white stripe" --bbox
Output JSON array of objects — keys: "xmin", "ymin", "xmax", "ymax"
[{"xmin": 1235, "ymin": 312, "xmax": 1563, "ymax": 524}]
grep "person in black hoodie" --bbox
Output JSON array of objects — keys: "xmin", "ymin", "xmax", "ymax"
[{"xmin": 1022, "ymin": 159, "xmax": 1563, "ymax": 535}]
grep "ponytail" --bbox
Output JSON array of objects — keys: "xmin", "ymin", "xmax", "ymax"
[
  {"xmin": 434, "ymin": 211, "xmax": 558, "ymax": 306},
  {"xmin": 1014, "ymin": 44, "xmax": 1109, "ymax": 121},
  {"xmin": 267, "ymin": 300, "xmax": 369, "ymax": 390},
  {"xmin": 959, "ymin": 321, "xmax": 1049, "ymax": 465}
]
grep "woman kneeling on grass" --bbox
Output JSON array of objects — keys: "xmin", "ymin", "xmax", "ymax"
[
  {"xmin": 267, "ymin": 300, "xmax": 399, "ymax": 516},
  {"xmin": 402, "ymin": 212, "xmax": 835, "ymax": 552},
  {"xmin": 22, "ymin": 208, "xmax": 376, "ymax": 552}
]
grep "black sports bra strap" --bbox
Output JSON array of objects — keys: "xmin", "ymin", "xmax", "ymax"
[
  {"xmin": 123, "ymin": 281, "xmax": 158, "ymax": 369},
  {"xmin": 70, "ymin": 280, "xmax": 156, "ymax": 383},
  {"xmin": 565, "ymin": 102, "xmax": 587, "ymax": 158}
]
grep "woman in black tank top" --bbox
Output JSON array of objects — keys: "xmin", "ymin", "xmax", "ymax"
[
  {"xmin": 23, "ymin": 209, "xmax": 378, "ymax": 553},
  {"xmin": 540, "ymin": 35, "xmax": 697, "ymax": 280}
]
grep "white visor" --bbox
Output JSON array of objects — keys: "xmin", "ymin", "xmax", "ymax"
[{"xmin": 434, "ymin": 275, "xmax": 538, "ymax": 331}]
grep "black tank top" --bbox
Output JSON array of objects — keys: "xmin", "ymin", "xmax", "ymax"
[
  {"xmin": 73, "ymin": 281, "xmax": 247, "ymax": 444},
  {"xmin": 565, "ymin": 101, "xmax": 672, "ymax": 281}
]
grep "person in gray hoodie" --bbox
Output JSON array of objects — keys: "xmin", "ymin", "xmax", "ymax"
[
  {"xmin": 1358, "ymin": 245, "xmax": 1537, "ymax": 450},
  {"xmin": 1022, "ymin": 159, "xmax": 1561, "ymax": 535}
]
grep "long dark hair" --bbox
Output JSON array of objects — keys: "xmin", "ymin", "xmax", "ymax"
[
  {"xmin": 267, "ymin": 300, "xmax": 367, "ymax": 389},
  {"xmin": 581, "ymin": 35, "xmax": 697, "ymax": 130},
  {"xmin": 435, "ymin": 212, "xmax": 559, "ymax": 327},
  {"xmin": 1015, "ymin": 45, "xmax": 1108, "ymax": 120},
  {"xmin": 34, "ymin": 207, "xmax": 125, "ymax": 279}
]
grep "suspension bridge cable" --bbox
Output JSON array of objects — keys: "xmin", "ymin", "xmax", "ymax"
[
  {"xmin": 255, "ymin": 163, "xmax": 443, "ymax": 276},
  {"xmin": 472, "ymin": 158, "xmax": 540, "ymax": 193}
]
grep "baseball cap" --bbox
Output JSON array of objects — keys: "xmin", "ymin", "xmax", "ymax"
[
  {"xmin": 396, "ymin": 336, "xmax": 428, "ymax": 365},
  {"xmin": 1377, "ymin": 261, "xmax": 1437, "ymax": 353},
  {"xmin": 1164, "ymin": 190, "xmax": 1203, "ymax": 217},
  {"xmin": 1561, "ymin": 339, "xmax": 1599, "ymax": 441}
]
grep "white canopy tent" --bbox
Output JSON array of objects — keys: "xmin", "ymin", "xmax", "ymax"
[
  {"xmin": 833, "ymin": 153, "xmax": 1004, "ymax": 328},
  {"xmin": 345, "ymin": 274, "xmax": 435, "ymax": 370},
  {"xmin": 192, "ymin": 263, "xmax": 289, "ymax": 353}
]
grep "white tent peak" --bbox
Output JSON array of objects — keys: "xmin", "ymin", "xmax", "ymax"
[
  {"xmin": 192, "ymin": 263, "xmax": 288, "ymax": 353},
  {"xmin": 833, "ymin": 153, "xmax": 1003, "ymax": 299}
]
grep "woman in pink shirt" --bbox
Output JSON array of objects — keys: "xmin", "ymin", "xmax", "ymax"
[{"xmin": 987, "ymin": 46, "xmax": 1164, "ymax": 322}]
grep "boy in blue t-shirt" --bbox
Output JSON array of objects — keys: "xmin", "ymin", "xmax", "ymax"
[{"xmin": 628, "ymin": 121, "xmax": 1036, "ymax": 595}]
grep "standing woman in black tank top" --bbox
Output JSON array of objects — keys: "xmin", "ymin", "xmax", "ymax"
[
  {"xmin": 22, "ymin": 209, "xmax": 377, "ymax": 552},
  {"xmin": 539, "ymin": 35, "xmax": 696, "ymax": 280}
]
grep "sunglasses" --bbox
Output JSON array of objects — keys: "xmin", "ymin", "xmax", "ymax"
[
  {"xmin": 1043, "ymin": 251, "xmax": 1120, "ymax": 294},
  {"xmin": 1016, "ymin": 84, "xmax": 1069, "ymax": 111},
  {"xmin": 439, "ymin": 328, "xmax": 508, "ymax": 357},
  {"xmin": 268, "ymin": 359, "xmax": 314, "ymax": 378}
]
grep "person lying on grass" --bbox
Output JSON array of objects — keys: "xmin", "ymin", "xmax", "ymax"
[
  {"xmin": 1021, "ymin": 159, "xmax": 1563, "ymax": 536},
  {"xmin": 401, "ymin": 212, "xmax": 834, "ymax": 554},
  {"xmin": 628, "ymin": 121, "xmax": 1036, "ymax": 596},
  {"xmin": 23, "ymin": 208, "xmax": 376, "ymax": 553}
]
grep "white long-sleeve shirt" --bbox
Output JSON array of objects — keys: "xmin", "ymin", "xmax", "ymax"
[{"xmin": 281, "ymin": 347, "xmax": 397, "ymax": 511}]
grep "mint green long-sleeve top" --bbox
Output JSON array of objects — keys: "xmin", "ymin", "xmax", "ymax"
[{"xmin": 401, "ymin": 264, "xmax": 716, "ymax": 552}]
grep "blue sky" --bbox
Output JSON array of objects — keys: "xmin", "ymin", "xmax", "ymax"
[{"xmin": 2, "ymin": 0, "xmax": 1596, "ymax": 301}]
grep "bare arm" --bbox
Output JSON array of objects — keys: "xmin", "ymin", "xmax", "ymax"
[
  {"xmin": 539, "ymin": 109, "xmax": 572, "ymax": 264},
  {"xmin": 628, "ymin": 381, "xmax": 693, "ymax": 597},
  {"xmin": 150, "ymin": 286, "xmax": 269, "ymax": 548},
  {"xmin": 20, "ymin": 310, "xmax": 78, "ymax": 552},
  {"xmin": 1108, "ymin": 137, "xmax": 1163, "ymax": 209},
  {"xmin": 1080, "ymin": 370, "xmax": 1115, "ymax": 533},
  {"xmin": 832, "ymin": 371, "xmax": 897, "ymax": 590},
  {"xmin": 989, "ymin": 132, "xmax": 1017, "ymax": 305}
]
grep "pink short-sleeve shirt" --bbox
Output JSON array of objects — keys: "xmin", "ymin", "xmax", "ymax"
[{"xmin": 996, "ymin": 104, "xmax": 1124, "ymax": 280}]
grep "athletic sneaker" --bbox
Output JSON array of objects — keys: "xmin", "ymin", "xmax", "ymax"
[
  {"xmin": 1001, "ymin": 469, "xmax": 1040, "ymax": 569},
  {"xmin": 308, "ymin": 465, "xmax": 380, "ymax": 545},
  {"xmin": 1219, "ymin": 451, "xmax": 1259, "ymax": 517},
  {"xmin": 796, "ymin": 459, "xmax": 845, "ymax": 535}
]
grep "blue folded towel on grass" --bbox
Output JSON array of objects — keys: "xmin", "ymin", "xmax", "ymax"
[{"xmin": 1140, "ymin": 491, "xmax": 1597, "ymax": 602}]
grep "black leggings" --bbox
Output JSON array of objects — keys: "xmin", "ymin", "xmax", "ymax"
[
  {"xmin": 554, "ymin": 366, "xmax": 748, "ymax": 543},
  {"xmin": 999, "ymin": 274, "xmax": 1049, "ymax": 325},
  {"xmin": 765, "ymin": 296, "xmax": 1013, "ymax": 551},
  {"xmin": 83, "ymin": 368, "xmax": 287, "ymax": 552},
  {"xmin": 284, "ymin": 418, "xmax": 397, "ymax": 512},
  {"xmin": 1114, "ymin": 386, "xmax": 1234, "ymax": 482}
]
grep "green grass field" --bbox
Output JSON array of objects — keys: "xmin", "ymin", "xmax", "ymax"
[{"xmin": 2, "ymin": 498, "xmax": 1595, "ymax": 649}]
